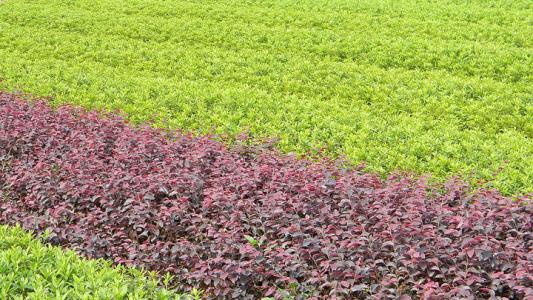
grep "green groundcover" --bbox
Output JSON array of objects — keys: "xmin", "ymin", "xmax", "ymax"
[{"xmin": 0, "ymin": 0, "xmax": 531, "ymax": 195}]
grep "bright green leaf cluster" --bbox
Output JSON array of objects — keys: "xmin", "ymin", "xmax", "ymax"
[
  {"xmin": 0, "ymin": 0, "xmax": 531, "ymax": 194},
  {"xmin": 0, "ymin": 225, "xmax": 197, "ymax": 299}
]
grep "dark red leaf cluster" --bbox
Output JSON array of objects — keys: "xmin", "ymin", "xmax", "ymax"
[{"xmin": 1, "ymin": 92, "xmax": 531, "ymax": 299}]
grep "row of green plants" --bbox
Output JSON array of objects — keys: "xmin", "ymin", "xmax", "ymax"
[
  {"xmin": 0, "ymin": 225, "xmax": 199, "ymax": 299},
  {"xmin": 0, "ymin": 0, "xmax": 531, "ymax": 195}
]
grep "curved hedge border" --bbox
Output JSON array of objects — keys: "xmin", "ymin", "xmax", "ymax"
[
  {"xmin": 0, "ymin": 225, "xmax": 194, "ymax": 299},
  {"xmin": 0, "ymin": 92, "xmax": 531, "ymax": 299}
]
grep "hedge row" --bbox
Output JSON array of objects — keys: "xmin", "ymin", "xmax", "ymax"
[
  {"xmin": 0, "ymin": 225, "xmax": 196, "ymax": 299},
  {"xmin": 1, "ymin": 0, "xmax": 532, "ymax": 195},
  {"xmin": 0, "ymin": 92, "xmax": 531, "ymax": 299}
]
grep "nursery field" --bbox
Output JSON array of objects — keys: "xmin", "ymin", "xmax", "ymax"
[
  {"xmin": 0, "ymin": 0, "xmax": 532, "ymax": 195},
  {"xmin": 1, "ymin": 92, "xmax": 531, "ymax": 299},
  {"xmin": 1, "ymin": 0, "xmax": 533, "ymax": 299}
]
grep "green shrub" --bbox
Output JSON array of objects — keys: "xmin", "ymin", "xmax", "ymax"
[
  {"xmin": 0, "ymin": 0, "xmax": 531, "ymax": 194},
  {"xmin": 0, "ymin": 225, "xmax": 198, "ymax": 299}
]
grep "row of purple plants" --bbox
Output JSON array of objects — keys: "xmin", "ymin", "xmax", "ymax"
[{"xmin": 0, "ymin": 92, "xmax": 531, "ymax": 299}]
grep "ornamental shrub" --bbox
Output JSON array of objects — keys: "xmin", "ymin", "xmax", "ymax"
[{"xmin": 0, "ymin": 92, "xmax": 531, "ymax": 299}]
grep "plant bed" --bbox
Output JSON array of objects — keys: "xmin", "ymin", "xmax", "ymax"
[
  {"xmin": 0, "ymin": 224, "xmax": 195, "ymax": 299},
  {"xmin": 0, "ymin": 0, "xmax": 532, "ymax": 195},
  {"xmin": 0, "ymin": 92, "xmax": 531, "ymax": 299}
]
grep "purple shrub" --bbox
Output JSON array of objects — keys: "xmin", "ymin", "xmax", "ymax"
[{"xmin": 0, "ymin": 92, "xmax": 531, "ymax": 299}]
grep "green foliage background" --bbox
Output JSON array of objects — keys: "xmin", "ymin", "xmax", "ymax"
[
  {"xmin": 0, "ymin": 225, "xmax": 196, "ymax": 299},
  {"xmin": 0, "ymin": 0, "xmax": 531, "ymax": 194}
]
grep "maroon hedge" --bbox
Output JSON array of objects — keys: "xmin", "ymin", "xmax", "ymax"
[{"xmin": 0, "ymin": 92, "xmax": 532, "ymax": 299}]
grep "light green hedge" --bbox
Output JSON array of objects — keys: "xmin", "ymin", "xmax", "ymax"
[
  {"xmin": 0, "ymin": 0, "xmax": 531, "ymax": 194},
  {"xmin": 0, "ymin": 225, "xmax": 198, "ymax": 299}
]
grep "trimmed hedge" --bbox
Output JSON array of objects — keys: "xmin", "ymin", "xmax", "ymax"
[
  {"xmin": 0, "ymin": 225, "xmax": 195, "ymax": 299},
  {"xmin": 1, "ymin": 92, "xmax": 532, "ymax": 299},
  {"xmin": 0, "ymin": 0, "xmax": 532, "ymax": 195}
]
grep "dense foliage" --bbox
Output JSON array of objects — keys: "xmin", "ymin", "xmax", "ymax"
[
  {"xmin": 0, "ymin": 0, "xmax": 531, "ymax": 194},
  {"xmin": 1, "ymin": 93, "xmax": 531, "ymax": 299},
  {"xmin": 0, "ymin": 225, "xmax": 195, "ymax": 299}
]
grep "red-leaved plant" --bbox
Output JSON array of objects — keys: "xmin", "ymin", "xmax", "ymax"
[{"xmin": 0, "ymin": 92, "xmax": 531, "ymax": 299}]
